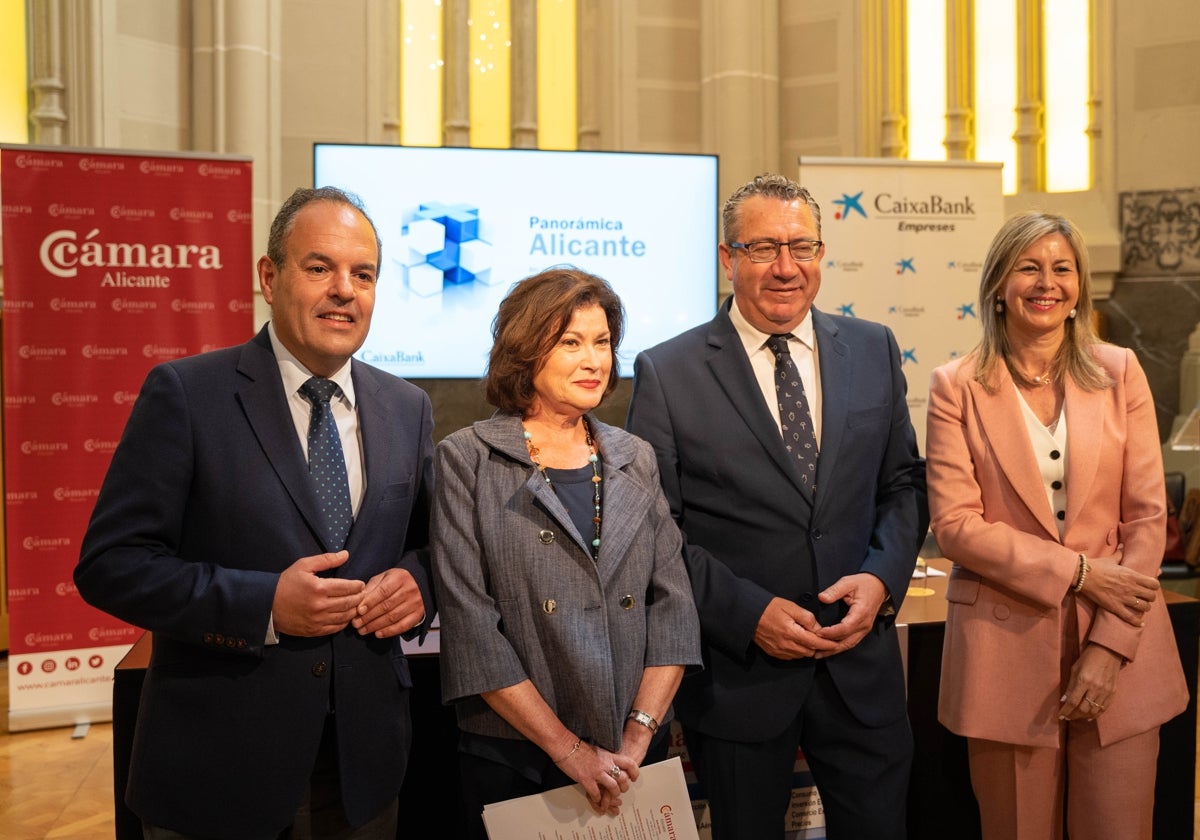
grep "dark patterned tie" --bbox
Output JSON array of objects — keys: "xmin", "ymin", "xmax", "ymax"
[
  {"xmin": 766, "ymin": 334, "xmax": 818, "ymax": 493},
  {"xmin": 300, "ymin": 377, "xmax": 353, "ymax": 551}
]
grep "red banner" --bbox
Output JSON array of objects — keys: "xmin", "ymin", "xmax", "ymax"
[{"xmin": 0, "ymin": 146, "xmax": 253, "ymax": 730}]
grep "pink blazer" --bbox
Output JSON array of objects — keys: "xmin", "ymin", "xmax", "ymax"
[{"xmin": 926, "ymin": 344, "xmax": 1188, "ymax": 747}]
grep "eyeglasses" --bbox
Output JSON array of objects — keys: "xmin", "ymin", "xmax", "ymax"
[{"xmin": 729, "ymin": 238, "xmax": 824, "ymax": 263}]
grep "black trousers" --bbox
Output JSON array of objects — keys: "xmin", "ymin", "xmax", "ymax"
[
  {"xmin": 683, "ymin": 662, "xmax": 912, "ymax": 840},
  {"xmin": 143, "ymin": 714, "xmax": 399, "ymax": 840}
]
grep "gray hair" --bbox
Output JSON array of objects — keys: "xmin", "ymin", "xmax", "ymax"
[{"xmin": 722, "ymin": 173, "xmax": 822, "ymax": 243}]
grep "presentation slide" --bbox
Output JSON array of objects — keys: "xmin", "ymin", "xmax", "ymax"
[{"xmin": 314, "ymin": 145, "xmax": 718, "ymax": 379}]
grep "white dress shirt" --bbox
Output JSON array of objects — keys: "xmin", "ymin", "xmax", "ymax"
[
  {"xmin": 728, "ymin": 299, "xmax": 823, "ymax": 447},
  {"xmin": 268, "ymin": 321, "xmax": 365, "ymax": 516}
]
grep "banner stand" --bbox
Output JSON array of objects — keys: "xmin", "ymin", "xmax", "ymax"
[
  {"xmin": 1, "ymin": 145, "xmax": 253, "ymax": 731},
  {"xmin": 798, "ymin": 157, "xmax": 1005, "ymax": 453}
]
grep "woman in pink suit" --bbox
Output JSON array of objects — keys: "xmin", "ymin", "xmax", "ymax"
[{"xmin": 926, "ymin": 211, "xmax": 1189, "ymax": 839}]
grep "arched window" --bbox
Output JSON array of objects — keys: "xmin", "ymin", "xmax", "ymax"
[
  {"xmin": 400, "ymin": 0, "xmax": 577, "ymax": 150},
  {"xmin": 905, "ymin": 0, "xmax": 1092, "ymax": 195}
]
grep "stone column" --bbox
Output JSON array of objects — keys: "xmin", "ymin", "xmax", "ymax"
[
  {"xmin": 26, "ymin": 0, "xmax": 103, "ymax": 145},
  {"xmin": 1014, "ymin": 0, "xmax": 1045, "ymax": 192},
  {"xmin": 510, "ymin": 0, "xmax": 537, "ymax": 148},
  {"xmin": 700, "ymin": 0, "xmax": 779, "ymax": 206},
  {"xmin": 369, "ymin": 0, "xmax": 401, "ymax": 144},
  {"xmin": 443, "ymin": 0, "xmax": 471, "ymax": 147},
  {"xmin": 1087, "ymin": 0, "xmax": 1114, "ymax": 194},
  {"xmin": 576, "ymin": 0, "xmax": 614, "ymax": 151},
  {"xmin": 191, "ymin": 0, "xmax": 281, "ymax": 320},
  {"xmin": 878, "ymin": 0, "xmax": 906, "ymax": 159},
  {"xmin": 944, "ymin": 0, "xmax": 974, "ymax": 160}
]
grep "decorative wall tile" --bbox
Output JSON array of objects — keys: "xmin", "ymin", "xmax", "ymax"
[{"xmin": 1120, "ymin": 189, "xmax": 1200, "ymax": 275}]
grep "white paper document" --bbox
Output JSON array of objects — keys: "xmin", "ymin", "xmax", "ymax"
[
  {"xmin": 911, "ymin": 564, "xmax": 947, "ymax": 579},
  {"xmin": 482, "ymin": 755, "xmax": 700, "ymax": 839}
]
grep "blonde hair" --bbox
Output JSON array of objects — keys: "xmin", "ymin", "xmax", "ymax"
[{"xmin": 973, "ymin": 211, "xmax": 1112, "ymax": 392}]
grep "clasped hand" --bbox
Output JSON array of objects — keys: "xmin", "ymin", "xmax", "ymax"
[
  {"xmin": 272, "ymin": 550, "xmax": 424, "ymax": 638},
  {"xmin": 1079, "ymin": 546, "xmax": 1158, "ymax": 628},
  {"xmin": 754, "ymin": 574, "xmax": 888, "ymax": 660},
  {"xmin": 556, "ymin": 740, "xmax": 639, "ymax": 817}
]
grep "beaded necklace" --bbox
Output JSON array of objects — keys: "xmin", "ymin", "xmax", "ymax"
[{"xmin": 523, "ymin": 418, "xmax": 602, "ymax": 560}]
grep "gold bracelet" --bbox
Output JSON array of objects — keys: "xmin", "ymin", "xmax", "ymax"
[
  {"xmin": 553, "ymin": 738, "xmax": 582, "ymax": 764},
  {"xmin": 1072, "ymin": 553, "xmax": 1089, "ymax": 593},
  {"xmin": 626, "ymin": 709, "xmax": 659, "ymax": 734}
]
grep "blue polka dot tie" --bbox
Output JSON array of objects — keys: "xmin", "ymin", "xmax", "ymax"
[
  {"xmin": 300, "ymin": 377, "xmax": 353, "ymax": 551},
  {"xmin": 766, "ymin": 334, "xmax": 818, "ymax": 494}
]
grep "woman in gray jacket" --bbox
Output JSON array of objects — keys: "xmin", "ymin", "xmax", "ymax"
[{"xmin": 431, "ymin": 266, "xmax": 701, "ymax": 836}]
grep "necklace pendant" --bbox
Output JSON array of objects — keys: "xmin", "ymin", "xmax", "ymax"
[{"xmin": 523, "ymin": 417, "xmax": 603, "ymax": 561}]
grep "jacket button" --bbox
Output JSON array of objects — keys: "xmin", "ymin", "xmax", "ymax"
[
  {"xmin": 800, "ymin": 593, "xmax": 813, "ymax": 603},
  {"xmin": 542, "ymin": 599, "xmax": 557, "ymax": 614},
  {"xmin": 620, "ymin": 595, "xmax": 636, "ymax": 610},
  {"xmin": 311, "ymin": 662, "xmax": 328, "ymax": 677},
  {"xmin": 812, "ymin": 530, "xmax": 822, "ymax": 540},
  {"xmin": 538, "ymin": 529, "xmax": 555, "ymax": 544}
]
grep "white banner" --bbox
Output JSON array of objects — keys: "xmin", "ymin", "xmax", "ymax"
[{"xmin": 798, "ymin": 158, "xmax": 1005, "ymax": 451}]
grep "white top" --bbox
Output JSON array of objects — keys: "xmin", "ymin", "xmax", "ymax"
[{"xmin": 1017, "ymin": 386, "xmax": 1068, "ymax": 541}]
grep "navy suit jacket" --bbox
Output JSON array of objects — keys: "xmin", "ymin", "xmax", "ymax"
[
  {"xmin": 76, "ymin": 325, "xmax": 436, "ymax": 839},
  {"xmin": 626, "ymin": 301, "xmax": 927, "ymax": 741}
]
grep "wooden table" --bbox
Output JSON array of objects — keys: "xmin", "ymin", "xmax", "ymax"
[{"xmin": 901, "ymin": 558, "xmax": 1199, "ymax": 840}]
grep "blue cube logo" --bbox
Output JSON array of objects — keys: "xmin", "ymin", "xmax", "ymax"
[{"xmin": 396, "ymin": 201, "xmax": 495, "ymax": 296}]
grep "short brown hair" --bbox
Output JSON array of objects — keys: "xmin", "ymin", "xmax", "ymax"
[{"xmin": 484, "ymin": 266, "xmax": 625, "ymax": 414}]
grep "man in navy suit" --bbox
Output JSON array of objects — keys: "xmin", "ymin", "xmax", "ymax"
[
  {"xmin": 626, "ymin": 173, "xmax": 927, "ymax": 840},
  {"xmin": 76, "ymin": 186, "xmax": 435, "ymax": 839}
]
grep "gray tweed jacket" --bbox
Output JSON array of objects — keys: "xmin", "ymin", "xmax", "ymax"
[{"xmin": 430, "ymin": 412, "xmax": 701, "ymax": 751}]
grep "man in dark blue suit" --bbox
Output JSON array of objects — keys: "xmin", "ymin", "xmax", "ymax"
[
  {"xmin": 626, "ymin": 173, "xmax": 927, "ymax": 840},
  {"xmin": 76, "ymin": 186, "xmax": 435, "ymax": 839}
]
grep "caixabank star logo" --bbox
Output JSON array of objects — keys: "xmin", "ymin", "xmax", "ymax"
[
  {"xmin": 831, "ymin": 191, "xmax": 868, "ymax": 220},
  {"xmin": 395, "ymin": 201, "xmax": 497, "ymax": 297}
]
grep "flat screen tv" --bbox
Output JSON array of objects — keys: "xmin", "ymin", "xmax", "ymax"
[{"xmin": 313, "ymin": 144, "xmax": 719, "ymax": 379}]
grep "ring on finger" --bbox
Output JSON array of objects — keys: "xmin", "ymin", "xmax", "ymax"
[
  {"xmin": 1134, "ymin": 597, "xmax": 1141, "ymax": 609},
  {"xmin": 607, "ymin": 765, "xmax": 622, "ymax": 781}
]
